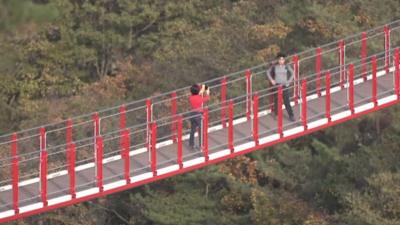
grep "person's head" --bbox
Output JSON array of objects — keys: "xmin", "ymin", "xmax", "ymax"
[
  {"xmin": 276, "ymin": 52, "xmax": 286, "ymax": 65},
  {"xmin": 190, "ymin": 84, "xmax": 201, "ymax": 95}
]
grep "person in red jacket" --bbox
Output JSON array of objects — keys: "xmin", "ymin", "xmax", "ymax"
[{"xmin": 189, "ymin": 84, "xmax": 210, "ymax": 149}]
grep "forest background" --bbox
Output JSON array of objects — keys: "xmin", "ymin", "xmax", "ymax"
[{"xmin": 1, "ymin": 0, "xmax": 400, "ymax": 224}]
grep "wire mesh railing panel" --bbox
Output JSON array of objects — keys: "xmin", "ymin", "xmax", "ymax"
[
  {"xmin": 102, "ymin": 131, "xmax": 122, "ymax": 159},
  {"xmin": 100, "ymin": 113, "xmax": 121, "ymax": 138},
  {"xmin": 125, "ymin": 105, "xmax": 147, "ymax": 131},
  {"xmin": 14, "ymin": 136, "xmax": 41, "ymax": 182},
  {"xmin": 74, "ymin": 139, "xmax": 95, "ymax": 166},
  {"xmin": 46, "ymin": 145, "xmax": 68, "ymax": 176},
  {"xmin": 71, "ymin": 120, "xmax": 94, "ymax": 144}
]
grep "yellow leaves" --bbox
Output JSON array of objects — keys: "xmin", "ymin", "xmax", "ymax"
[
  {"xmin": 298, "ymin": 17, "xmax": 329, "ymax": 34},
  {"xmin": 81, "ymin": 74, "xmax": 128, "ymax": 101},
  {"xmin": 219, "ymin": 156, "xmax": 258, "ymax": 185},
  {"xmin": 302, "ymin": 214, "xmax": 329, "ymax": 225},
  {"xmin": 220, "ymin": 190, "xmax": 250, "ymax": 213},
  {"xmin": 353, "ymin": 14, "xmax": 373, "ymax": 27},
  {"xmin": 250, "ymin": 188, "xmax": 275, "ymax": 224},
  {"xmin": 249, "ymin": 189, "xmax": 331, "ymax": 225},
  {"xmin": 255, "ymin": 44, "xmax": 281, "ymax": 62},
  {"xmin": 248, "ymin": 21, "xmax": 292, "ymax": 44},
  {"xmin": 250, "ymin": 188, "xmax": 266, "ymax": 202},
  {"xmin": 25, "ymin": 38, "xmax": 50, "ymax": 54},
  {"xmin": 209, "ymin": 18, "xmax": 224, "ymax": 30}
]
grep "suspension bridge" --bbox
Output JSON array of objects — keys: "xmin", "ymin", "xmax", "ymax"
[{"xmin": 0, "ymin": 21, "xmax": 400, "ymax": 222}]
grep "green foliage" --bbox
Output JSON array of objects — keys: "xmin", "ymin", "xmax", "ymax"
[
  {"xmin": 1, "ymin": 0, "xmax": 400, "ymax": 224},
  {"xmin": 342, "ymin": 172, "xmax": 400, "ymax": 225},
  {"xmin": 0, "ymin": 0, "xmax": 58, "ymax": 33}
]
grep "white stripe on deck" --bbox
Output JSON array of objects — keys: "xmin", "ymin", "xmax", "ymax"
[
  {"xmin": 308, "ymin": 118, "xmax": 329, "ymax": 130},
  {"xmin": 76, "ymin": 187, "xmax": 100, "ymax": 198},
  {"xmin": 19, "ymin": 202, "xmax": 43, "ymax": 214},
  {"xmin": 157, "ymin": 165, "xmax": 180, "ymax": 176},
  {"xmin": 209, "ymin": 149, "xmax": 231, "ymax": 161},
  {"xmin": 48, "ymin": 195, "xmax": 72, "ymax": 206},
  {"xmin": 183, "ymin": 157, "xmax": 205, "ymax": 168}
]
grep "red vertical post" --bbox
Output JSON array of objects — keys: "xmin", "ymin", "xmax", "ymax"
[
  {"xmin": 293, "ymin": 55, "xmax": 300, "ymax": 105},
  {"xmin": 146, "ymin": 99, "xmax": 152, "ymax": 152},
  {"xmin": 177, "ymin": 116, "xmax": 183, "ymax": 169},
  {"xmin": 120, "ymin": 105, "xmax": 126, "ymax": 132},
  {"xmin": 68, "ymin": 143, "xmax": 76, "ymax": 199},
  {"xmin": 301, "ymin": 80, "xmax": 308, "ymax": 130},
  {"xmin": 252, "ymin": 94, "xmax": 259, "ymax": 145},
  {"xmin": 361, "ymin": 32, "xmax": 368, "ymax": 81},
  {"xmin": 40, "ymin": 149, "xmax": 48, "ymax": 207},
  {"xmin": 245, "ymin": 69, "xmax": 252, "ymax": 121},
  {"xmin": 371, "ymin": 56, "xmax": 378, "ymax": 106},
  {"xmin": 384, "ymin": 25, "xmax": 391, "ymax": 74},
  {"xmin": 202, "ymin": 108, "xmax": 209, "ymax": 161},
  {"xmin": 228, "ymin": 101, "xmax": 234, "ymax": 153},
  {"xmin": 66, "ymin": 120, "xmax": 73, "ymax": 198},
  {"xmin": 395, "ymin": 48, "xmax": 400, "ymax": 99},
  {"xmin": 119, "ymin": 105, "xmax": 126, "ymax": 157},
  {"xmin": 40, "ymin": 127, "xmax": 46, "ymax": 151},
  {"xmin": 325, "ymin": 72, "xmax": 331, "ymax": 122},
  {"xmin": 66, "ymin": 119, "xmax": 72, "ymax": 144},
  {"xmin": 348, "ymin": 64, "xmax": 355, "ymax": 114},
  {"xmin": 11, "ymin": 133, "xmax": 19, "ymax": 213},
  {"xmin": 39, "ymin": 128, "xmax": 48, "ymax": 207},
  {"xmin": 339, "ymin": 40, "xmax": 345, "ymax": 89},
  {"xmin": 122, "ymin": 129, "xmax": 131, "ymax": 184},
  {"xmin": 171, "ymin": 92, "xmax": 177, "ymax": 142},
  {"xmin": 221, "ymin": 77, "xmax": 227, "ymax": 128},
  {"xmin": 277, "ymin": 86, "xmax": 283, "ymax": 138},
  {"xmin": 66, "ymin": 123, "xmax": 75, "ymax": 199},
  {"xmin": 93, "ymin": 112, "xmax": 100, "ymax": 172},
  {"xmin": 151, "ymin": 122, "xmax": 157, "ymax": 176},
  {"xmin": 316, "ymin": 48, "xmax": 322, "ymax": 96},
  {"xmin": 372, "ymin": 56, "xmax": 378, "ymax": 106},
  {"xmin": 93, "ymin": 113, "xmax": 100, "ymax": 137},
  {"xmin": 39, "ymin": 127, "xmax": 48, "ymax": 206},
  {"xmin": 96, "ymin": 136, "xmax": 103, "ymax": 192}
]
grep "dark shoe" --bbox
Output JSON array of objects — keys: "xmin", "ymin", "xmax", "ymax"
[{"xmin": 289, "ymin": 115, "xmax": 295, "ymax": 122}]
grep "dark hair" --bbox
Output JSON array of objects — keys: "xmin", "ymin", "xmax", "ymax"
[
  {"xmin": 190, "ymin": 84, "xmax": 200, "ymax": 95},
  {"xmin": 276, "ymin": 52, "xmax": 286, "ymax": 59}
]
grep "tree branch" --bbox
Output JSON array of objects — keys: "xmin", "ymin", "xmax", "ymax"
[{"xmin": 87, "ymin": 201, "xmax": 131, "ymax": 224}]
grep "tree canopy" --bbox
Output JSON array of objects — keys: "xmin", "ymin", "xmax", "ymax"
[{"xmin": 1, "ymin": 0, "xmax": 400, "ymax": 224}]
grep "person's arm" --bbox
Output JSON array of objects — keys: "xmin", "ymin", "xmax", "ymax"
[
  {"xmin": 267, "ymin": 66, "xmax": 276, "ymax": 85},
  {"xmin": 286, "ymin": 65, "xmax": 294, "ymax": 86},
  {"xmin": 203, "ymin": 89, "xmax": 210, "ymax": 102},
  {"xmin": 199, "ymin": 85, "xmax": 205, "ymax": 95}
]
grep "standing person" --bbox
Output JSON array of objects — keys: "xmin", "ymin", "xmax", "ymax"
[
  {"xmin": 188, "ymin": 84, "xmax": 210, "ymax": 150},
  {"xmin": 267, "ymin": 53, "xmax": 295, "ymax": 122}
]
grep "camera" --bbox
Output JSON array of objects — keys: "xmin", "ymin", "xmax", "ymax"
[{"xmin": 204, "ymin": 85, "xmax": 209, "ymax": 90}]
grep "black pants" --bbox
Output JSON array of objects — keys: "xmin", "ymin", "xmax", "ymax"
[
  {"xmin": 273, "ymin": 85, "xmax": 294, "ymax": 118},
  {"xmin": 189, "ymin": 112, "xmax": 202, "ymax": 147}
]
